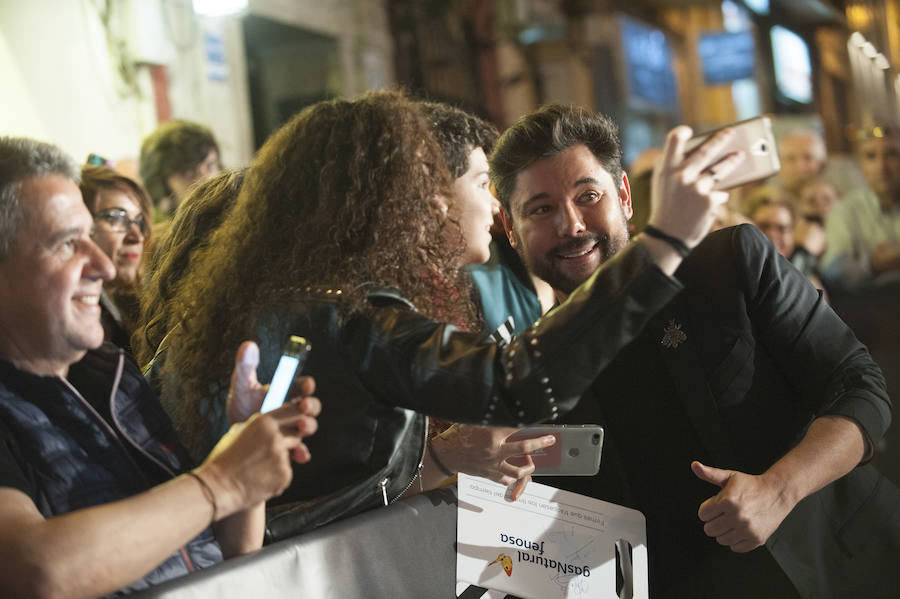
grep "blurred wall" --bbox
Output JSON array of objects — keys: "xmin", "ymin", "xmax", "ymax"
[
  {"xmin": 0, "ymin": 1, "xmax": 154, "ymax": 167},
  {"xmin": 0, "ymin": 0, "xmax": 395, "ymax": 172}
]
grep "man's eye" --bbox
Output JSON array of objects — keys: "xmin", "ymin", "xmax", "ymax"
[
  {"xmin": 529, "ymin": 205, "xmax": 551, "ymax": 217},
  {"xmin": 578, "ymin": 191, "xmax": 600, "ymax": 204},
  {"xmin": 58, "ymin": 239, "xmax": 77, "ymax": 258}
]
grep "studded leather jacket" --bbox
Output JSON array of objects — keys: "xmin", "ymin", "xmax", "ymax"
[{"xmin": 260, "ymin": 241, "xmax": 683, "ymax": 540}]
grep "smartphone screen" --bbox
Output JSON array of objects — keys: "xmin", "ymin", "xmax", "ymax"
[{"xmin": 260, "ymin": 336, "xmax": 311, "ymax": 414}]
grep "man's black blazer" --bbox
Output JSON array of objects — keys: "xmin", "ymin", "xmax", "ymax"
[{"xmin": 558, "ymin": 225, "xmax": 898, "ymax": 598}]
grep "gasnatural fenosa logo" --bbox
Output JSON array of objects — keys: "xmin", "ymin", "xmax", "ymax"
[
  {"xmin": 491, "ymin": 532, "xmax": 592, "ymax": 579},
  {"xmin": 488, "ymin": 553, "xmax": 513, "ymax": 576}
]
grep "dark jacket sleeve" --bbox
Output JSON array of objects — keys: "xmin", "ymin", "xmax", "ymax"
[
  {"xmin": 343, "ymin": 240, "xmax": 683, "ymax": 426},
  {"xmin": 730, "ymin": 225, "xmax": 891, "ymax": 455},
  {"xmin": 0, "ymin": 418, "xmax": 36, "ymax": 499}
]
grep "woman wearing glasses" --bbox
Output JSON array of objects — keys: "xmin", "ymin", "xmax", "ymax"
[{"xmin": 79, "ymin": 165, "xmax": 152, "ymax": 353}]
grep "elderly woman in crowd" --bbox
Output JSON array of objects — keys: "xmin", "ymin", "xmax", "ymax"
[
  {"xmin": 79, "ymin": 165, "xmax": 152, "ymax": 352},
  {"xmin": 160, "ymin": 90, "xmax": 738, "ymax": 537},
  {"xmin": 748, "ymin": 189, "xmax": 828, "ymax": 297}
]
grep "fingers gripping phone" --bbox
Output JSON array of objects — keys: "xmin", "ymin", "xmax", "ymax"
[
  {"xmin": 684, "ymin": 115, "xmax": 780, "ymax": 191},
  {"xmin": 260, "ymin": 336, "xmax": 312, "ymax": 414},
  {"xmin": 507, "ymin": 425, "xmax": 604, "ymax": 476}
]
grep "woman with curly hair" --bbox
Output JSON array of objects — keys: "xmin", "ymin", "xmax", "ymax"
[
  {"xmin": 133, "ymin": 169, "xmax": 245, "ymax": 371},
  {"xmin": 161, "ymin": 90, "xmax": 736, "ymax": 536}
]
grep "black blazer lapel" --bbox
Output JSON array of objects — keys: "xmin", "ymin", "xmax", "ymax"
[{"xmin": 653, "ymin": 304, "xmax": 738, "ymax": 467}]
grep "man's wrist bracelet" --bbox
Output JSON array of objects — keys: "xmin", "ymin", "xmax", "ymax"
[
  {"xmin": 427, "ymin": 438, "xmax": 455, "ymax": 478},
  {"xmin": 643, "ymin": 225, "xmax": 691, "ymax": 258},
  {"xmin": 186, "ymin": 470, "xmax": 218, "ymax": 524}
]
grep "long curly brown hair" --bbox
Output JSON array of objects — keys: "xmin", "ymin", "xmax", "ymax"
[
  {"xmin": 133, "ymin": 169, "xmax": 245, "ymax": 368},
  {"xmin": 163, "ymin": 90, "xmax": 478, "ymax": 457}
]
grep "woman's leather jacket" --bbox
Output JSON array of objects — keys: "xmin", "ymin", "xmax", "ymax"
[{"xmin": 261, "ymin": 241, "xmax": 683, "ymax": 541}]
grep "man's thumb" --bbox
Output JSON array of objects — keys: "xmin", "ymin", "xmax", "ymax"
[{"xmin": 691, "ymin": 460, "xmax": 731, "ymax": 488}]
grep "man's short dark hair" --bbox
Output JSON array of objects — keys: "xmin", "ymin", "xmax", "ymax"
[
  {"xmin": 139, "ymin": 120, "xmax": 220, "ymax": 205},
  {"xmin": 419, "ymin": 102, "xmax": 499, "ymax": 179},
  {"xmin": 489, "ymin": 105, "xmax": 622, "ymax": 215},
  {"xmin": 0, "ymin": 136, "xmax": 80, "ymax": 260}
]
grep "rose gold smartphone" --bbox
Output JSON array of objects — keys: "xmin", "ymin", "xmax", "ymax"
[{"xmin": 684, "ymin": 115, "xmax": 780, "ymax": 190}]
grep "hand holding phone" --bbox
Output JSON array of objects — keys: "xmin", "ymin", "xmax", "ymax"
[
  {"xmin": 260, "ymin": 336, "xmax": 312, "ymax": 414},
  {"xmin": 507, "ymin": 425, "xmax": 604, "ymax": 476},
  {"xmin": 684, "ymin": 116, "xmax": 780, "ymax": 191}
]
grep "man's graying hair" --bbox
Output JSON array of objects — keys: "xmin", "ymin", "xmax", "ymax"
[
  {"xmin": 489, "ymin": 104, "xmax": 622, "ymax": 216},
  {"xmin": 0, "ymin": 136, "xmax": 80, "ymax": 260}
]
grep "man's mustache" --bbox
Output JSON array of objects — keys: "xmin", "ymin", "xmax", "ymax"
[{"xmin": 550, "ymin": 235, "xmax": 604, "ymax": 256}]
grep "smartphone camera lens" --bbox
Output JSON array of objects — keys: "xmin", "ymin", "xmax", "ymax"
[{"xmin": 592, "ymin": 434, "xmax": 601, "ymax": 445}]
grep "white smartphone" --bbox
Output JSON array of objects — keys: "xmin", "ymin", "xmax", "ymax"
[
  {"xmin": 684, "ymin": 115, "xmax": 780, "ymax": 190},
  {"xmin": 259, "ymin": 336, "xmax": 312, "ymax": 414},
  {"xmin": 506, "ymin": 425, "xmax": 604, "ymax": 476}
]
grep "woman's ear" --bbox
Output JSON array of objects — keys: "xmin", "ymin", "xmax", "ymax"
[{"xmin": 430, "ymin": 194, "xmax": 450, "ymax": 218}]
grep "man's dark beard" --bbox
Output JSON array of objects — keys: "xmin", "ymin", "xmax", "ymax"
[{"xmin": 513, "ymin": 221, "xmax": 630, "ymax": 296}]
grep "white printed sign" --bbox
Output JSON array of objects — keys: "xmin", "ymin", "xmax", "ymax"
[{"xmin": 456, "ymin": 474, "xmax": 648, "ymax": 599}]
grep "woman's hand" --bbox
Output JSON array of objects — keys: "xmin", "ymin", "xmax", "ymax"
[{"xmin": 430, "ymin": 424, "xmax": 555, "ymax": 501}]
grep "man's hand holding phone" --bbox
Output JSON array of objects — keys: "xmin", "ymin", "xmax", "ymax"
[
  {"xmin": 195, "ymin": 340, "xmax": 321, "ymax": 521},
  {"xmin": 225, "ymin": 340, "xmax": 320, "ymax": 463},
  {"xmin": 649, "ymin": 125, "xmax": 744, "ymax": 252},
  {"xmin": 226, "ymin": 338, "xmax": 312, "ymax": 422}
]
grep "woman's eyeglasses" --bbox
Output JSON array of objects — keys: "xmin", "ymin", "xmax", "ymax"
[{"xmin": 93, "ymin": 208, "xmax": 149, "ymax": 237}]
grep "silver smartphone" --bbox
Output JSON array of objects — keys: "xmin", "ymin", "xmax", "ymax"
[
  {"xmin": 259, "ymin": 336, "xmax": 312, "ymax": 414},
  {"xmin": 684, "ymin": 115, "xmax": 780, "ymax": 190},
  {"xmin": 506, "ymin": 424, "xmax": 604, "ymax": 476}
]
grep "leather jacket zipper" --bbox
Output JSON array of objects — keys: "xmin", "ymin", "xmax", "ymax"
[{"xmin": 382, "ymin": 420, "xmax": 428, "ymax": 506}]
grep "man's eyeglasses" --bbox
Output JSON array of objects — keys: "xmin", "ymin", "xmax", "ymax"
[{"xmin": 93, "ymin": 208, "xmax": 149, "ymax": 237}]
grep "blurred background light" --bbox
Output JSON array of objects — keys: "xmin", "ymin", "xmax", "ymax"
[{"xmin": 192, "ymin": 0, "xmax": 248, "ymax": 17}]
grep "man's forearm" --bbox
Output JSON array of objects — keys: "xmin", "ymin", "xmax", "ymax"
[
  {"xmin": 762, "ymin": 415, "xmax": 866, "ymax": 509},
  {"xmin": 0, "ymin": 474, "xmax": 221, "ymax": 599}
]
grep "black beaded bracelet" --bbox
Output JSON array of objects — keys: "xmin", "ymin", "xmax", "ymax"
[
  {"xmin": 427, "ymin": 438, "xmax": 455, "ymax": 478},
  {"xmin": 643, "ymin": 225, "xmax": 691, "ymax": 258}
]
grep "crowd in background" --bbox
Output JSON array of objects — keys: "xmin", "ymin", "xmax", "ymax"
[
  {"xmin": 629, "ymin": 123, "xmax": 900, "ymax": 299},
  {"xmin": 1, "ymin": 91, "xmax": 898, "ymax": 598}
]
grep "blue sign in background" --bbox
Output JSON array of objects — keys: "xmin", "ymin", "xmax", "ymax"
[
  {"xmin": 621, "ymin": 17, "xmax": 679, "ymax": 109},
  {"xmin": 698, "ymin": 31, "xmax": 756, "ymax": 85}
]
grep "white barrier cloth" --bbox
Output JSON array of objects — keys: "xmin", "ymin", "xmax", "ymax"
[{"xmin": 456, "ymin": 474, "xmax": 649, "ymax": 599}]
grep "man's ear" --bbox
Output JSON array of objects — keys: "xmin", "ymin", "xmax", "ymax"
[
  {"xmin": 619, "ymin": 171, "xmax": 633, "ymax": 221},
  {"xmin": 499, "ymin": 207, "xmax": 516, "ymax": 247}
]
